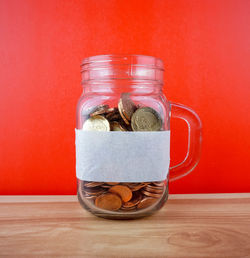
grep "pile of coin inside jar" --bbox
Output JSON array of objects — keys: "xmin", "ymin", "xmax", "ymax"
[{"xmin": 79, "ymin": 93, "xmax": 166, "ymax": 211}]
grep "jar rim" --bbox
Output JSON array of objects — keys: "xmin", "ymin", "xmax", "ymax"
[{"xmin": 81, "ymin": 54, "xmax": 164, "ymax": 71}]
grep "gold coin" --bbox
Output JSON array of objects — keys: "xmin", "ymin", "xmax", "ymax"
[
  {"xmin": 131, "ymin": 107, "xmax": 162, "ymax": 131},
  {"xmin": 82, "ymin": 115, "xmax": 110, "ymax": 131},
  {"xmin": 95, "ymin": 193, "xmax": 122, "ymax": 211},
  {"xmin": 109, "ymin": 185, "xmax": 132, "ymax": 202},
  {"xmin": 137, "ymin": 197, "xmax": 158, "ymax": 210}
]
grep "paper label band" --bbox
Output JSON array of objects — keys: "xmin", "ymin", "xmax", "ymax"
[{"xmin": 75, "ymin": 130, "xmax": 170, "ymax": 182}]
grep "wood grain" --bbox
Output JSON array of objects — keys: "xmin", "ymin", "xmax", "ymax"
[{"xmin": 0, "ymin": 194, "xmax": 250, "ymax": 257}]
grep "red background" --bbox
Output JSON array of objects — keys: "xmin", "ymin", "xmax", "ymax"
[{"xmin": 0, "ymin": 0, "xmax": 249, "ymax": 195}]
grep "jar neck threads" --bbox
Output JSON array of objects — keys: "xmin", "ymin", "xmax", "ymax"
[{"xmin": 81, "ymin": 55, "xmax": 164, "ymax": 86}]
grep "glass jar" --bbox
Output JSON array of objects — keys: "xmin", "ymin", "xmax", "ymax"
[{"xmin": 76, "ymin": 55, "xmax": 202, "ymax": 219}]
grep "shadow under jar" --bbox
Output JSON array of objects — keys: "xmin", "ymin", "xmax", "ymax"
[{"xmin": 76, "ymin": 55, "xmax": 202, "ymax": 219}]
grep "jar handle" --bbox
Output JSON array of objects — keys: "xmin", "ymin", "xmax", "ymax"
[{"xmin": 169, "ymin": 102, "xmax": 202, "ymax": 181}]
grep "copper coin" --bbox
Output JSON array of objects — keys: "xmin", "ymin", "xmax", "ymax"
[
  {"xmin": 101, "ymin": 184, "xmax": 112, "ymax": 188},
  {"xmin": 122, "ymin": 183, "xmax": 139, "ymax": 186},
  {"xmin": 144, "ymin": 186, "xmax": 164, "ymax": 194},
  {"xmin": 137, "ymin": 197, "xmax": 158, "ymax": 210},
  {"xmin": 118, "ymin": 100, "xmax": 130, "ymax": 125},
  {"xmin": 145, "ymin": 184, "xmax": 164, "ymax": 191},
  {"xmin": 110, "ymin": 121, "xmax": 126, "ymax": 131},
  {"xmin": 131, "ymin": 107, "xmax": 162, "ymax": 131},
  {"xmin": 95, "ymin": 193, "xmax": 122, "ymax": 211},
  {"xmin": 118, "ymin": 122, "xmax": 127, "ymax": 131},
  {"xmin": 123, "ymin": 183, "xmax": 140, "ymax": 187},
  {"xmin": 123, "ymin": 183, "xmax": 149, "ymax": 190},
  {"xmin": 122, "ymin": 183, "xmax": 139, "ymax": 189},
  {"xmin": 109, "ymin": 185, "xmax": 132, "ymax": 202},
  {"xmin": 119, "ymin": 93, "xmax": 137, "ymax": 121},
  {"xmin": 106, "ymin": 182, "xmax": 119, "ymax": 185},
  {"xmin": 115, "ymin": 119, "xmax": 131, "ymax": 131},
  {"xmin": 90, "ymin": 104, "xmax": 110, "ymax": 117},
  {"xmin": 84, "ymin": 187, "xmax": 106, "ymax": 196},
  {"xmin": 84, "ymin": 182, "xmax": 104, "ymax": 188},
  {"xmin": 81, "ymin": 106, "xmax": 99, "ymax": 118},
  {"xmin": 105, "ymin": 107, "xmax": 117, "ymax": 114},
  {"xmin": 152, "ymin": 181, "xmax": 165, "ymax": 187},
  {"xmin": 105, "ymin": 110, "xmax": 120, "ymax": 121},
  {"xmin": 122, "ymin": 191, "xmax": 142, "ymax": 208},
  {"xmin": 141, "ymin": 190, "xmax": 163, "ymax": 198},
  {"xmin": 130, "ymin": 183, "xmax": 148, "ymax": 191},
  {"xmin": 120, "ymin": 206, "xmax": 137, "ymax": 211}
]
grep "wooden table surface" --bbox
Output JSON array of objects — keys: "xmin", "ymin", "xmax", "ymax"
[{"xmin": 0, "ymin": 194, "xmax": 250, "ymax": 257}]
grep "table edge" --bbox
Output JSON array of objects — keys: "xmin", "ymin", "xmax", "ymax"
[{"xmin": 0, "ymin": 193, "xmax": 250, "ymax": 203}]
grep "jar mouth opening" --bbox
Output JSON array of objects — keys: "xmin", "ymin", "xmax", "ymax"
[{"xmin": 81, "ymin": 54, "xmax": 164, "ymax": 71}]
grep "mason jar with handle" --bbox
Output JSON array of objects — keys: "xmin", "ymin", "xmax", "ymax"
[{"xmin": 75, "ymin": 54, "xmax": 202, "ymax": 219}]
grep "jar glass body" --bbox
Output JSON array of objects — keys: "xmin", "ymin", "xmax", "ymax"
[{"xmin": 76, "ymin": 55, "xmax": 202, "ymax": 219}]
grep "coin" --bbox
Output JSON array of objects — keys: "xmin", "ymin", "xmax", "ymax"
[
  {"xmin": 90, "ymin": 104, "xmax": 110, "ymax": 117},
  {"xmin": 141, "ymin": 189, "xmax": 163, "ymax": 198},
  {"xmin": 119, "ymin": 93, "xmax": 137, "ymax": 121},
  {"xmin": 106, "ymin": 182, "xmax": 119, "ymax": 185},
  {"xmin": 137, "ymin": 197, "xmax": 158, "ymax": 209},
  {"xmin": 109, "ymin": 185, "xmax": 132, "ymax": 202},
  {"xmin": 100, "ymin": 184, "xmax": 113, "ymax": 188},
  {"xmin": 81, "ymin": 106, "xmax": 99, "ymax": 118},
  {"xmin": 119, "ymin": 121, "xmax": 128, "ymax": 131},
  {"xmin": 145, "ymin": 184, "xmax": 164, "ymax": 191},
  {"xmin": 131, "ymin": 107, "xmax": 162, "ymax": 131},
  {"xmin": 84, "ymin": 182, "xmax": 104, "ymax": 188},
  {"xmin": 110, "ymin": 121, "xmax": 126, "ymax": 131},
  {"xmin": 120, "ymin": 206, "xmax": 137, "ymax": 211},
  {"xmin": 130, "ymin": 183, "xmax": 148, "ymax": 191},
  {"xmin": 144, "ymin": 186, "xmax": 164, "ymax": 194},
  {"xmin": 152, "ymin": 181, "xmax": 165, "ymax": 187},
  {"xmin": 84, "ymin": 187, "xmax": 106, "ymax": 196},
  {"xmin": 105, "ymin": 109, "xmax": 120, "ymax": 121},
  {"xmin": 95, "ymin": 193, "xmax": 122, "ymax": 211},
  {"xmin": 105, "ymin": 107, "xmax": 117, "ymax": 114},
  {"xmin": 82, "ymin": 115, "xmax": 110, "ymax": 131},
  {"xmin": 122, "ymin": 183, "xmax": 139, "ymax": 187},
  {"xmin": 118, "ymin": 100, "xmax": 130, "ymax": 125},
  {"xmin": 122, "ymin": 191, "xmax": 142, "ymax": 208}
]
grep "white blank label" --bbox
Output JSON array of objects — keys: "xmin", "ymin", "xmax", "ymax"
[{"xmin": 75, "ymin": 130, "xmax": 170, "ymax": 182}]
